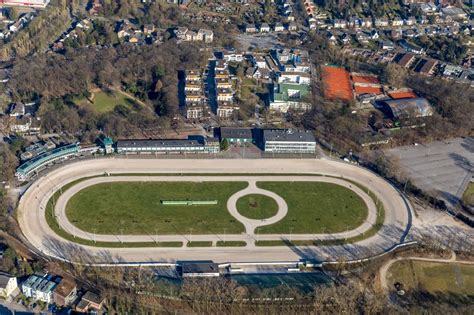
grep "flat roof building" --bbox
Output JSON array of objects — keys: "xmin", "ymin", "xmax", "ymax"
[
  {"xmin": 220, "ymin": 127, "xmax": 254, "ymax": 143},
  {"xmin": 181, "ymin": 262, "xmax": 220, "ymax": 278},
  {"xmin": 263, "ymin": 129, "xmax": 316, "ymax": 154},
  {"xmin": 22, "ymin": 274, "xmax": 59, "ymax": 303},
  {"xmin": 116, "ymin": 137, "xmax": 219, "ymax": 154}
]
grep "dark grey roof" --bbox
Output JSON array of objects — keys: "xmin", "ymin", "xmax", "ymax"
[
  {"xmin": 117, "ymin": 139, "xmax": 203, "ymax": 148},
  {"xmin": 220, "ymin": 127, "xmax": 253, "ymax": 139},
  {"xmin": 0, "ymin": 271, "xmax": 13, "ymax": 288},
  {"xmin": 264, "ymin": 129, "xmax": 316, "ymax": 142},
  {"xmin": 182, "ymin": 262, "xmax": 219, "ymax": 274},
  {"xmin": 82, "ymin": 291, "xmax": 103, "ymax": 305}
]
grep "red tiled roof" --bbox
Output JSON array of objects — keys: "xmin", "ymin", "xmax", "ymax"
[
  {"xmin": 388, "ymin": 91, "xmax": 417, "ymax": 99},
  {"xmin": 354, "ymin": 86, "xmax": 383, "ymax": 95},
  {"xmin": 351, "ymin": 74, "xmax": 380, "ymax": 85}
]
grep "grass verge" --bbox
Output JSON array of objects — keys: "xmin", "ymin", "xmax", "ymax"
[
  {"xmin": 187, "ymin": 241, "xmax": 213, "ymax": 247},
  {"xmin": 216, "ymin": 241, "xmax": 247, "ymax": 247}
]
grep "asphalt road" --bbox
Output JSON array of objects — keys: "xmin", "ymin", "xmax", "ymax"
[{"xmin": 17, "ymin": 158, "xmax": 411, "ymax": 264}]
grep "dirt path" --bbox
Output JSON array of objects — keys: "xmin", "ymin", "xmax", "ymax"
[{"xmin": 379, "ymin": 251, "xmax": 474, "ymax": 293}]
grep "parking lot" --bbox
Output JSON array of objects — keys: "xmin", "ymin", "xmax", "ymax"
[{"xmin": 385, "ymin": 137, "xmax": 473, "ymax": 207}]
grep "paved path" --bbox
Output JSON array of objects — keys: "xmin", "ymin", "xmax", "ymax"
[
  {"xmin": 227, "ymin": 180, "xmax": 289, "ymax": 233},
  {"xmin": 17, "ymin": 159, "xmax": 411, "ymax": 264}
]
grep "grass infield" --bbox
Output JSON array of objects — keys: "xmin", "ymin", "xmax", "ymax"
[
  {"xmin": 66, "ymin": 181, "xmax": 247, "ymax": 235},
  {"xmin": 236, "ymin": 194, "xmax": 279, "ymax": 220},
  {"xmin": 255, "ymin": 182, "xmax": 368, "ymax": 234}
]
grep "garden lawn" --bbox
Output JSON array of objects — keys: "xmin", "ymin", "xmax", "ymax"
[
  {"xmin": 66, "ymin": 181, "xmax": 247, "ymax": 235},
  {"xmin": 236, "ymin": 194, "xmax": 279, "ymax": 219},
  {"xmin": 255, "ymin": 182, "xmax": 368, "ymax": 234}
]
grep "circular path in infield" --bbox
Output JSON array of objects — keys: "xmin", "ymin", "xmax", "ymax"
[
  {"xmin": 229, "ymin": 183, "xmax": 287, "ymax": 227},
  {"xmin": 17, "ymin": 159, "xmax": 411, "ymax": 264}
]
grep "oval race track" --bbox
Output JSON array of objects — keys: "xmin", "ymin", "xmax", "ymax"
[{"xmin": 17, "ymin": 158, "xmax": 412, "ymax": 265}]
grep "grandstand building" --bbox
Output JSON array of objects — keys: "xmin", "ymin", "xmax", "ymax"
[
  {"xmin": 0, "ymin": 0, "xmax": 50, "ymax": 8},
  {"xmin": 15, "ymin": 143, "xmax": 80, "ymax": 181},
  {"xmin": 116, "ymin": 138, "xmax": 219, "ymax": 155}
]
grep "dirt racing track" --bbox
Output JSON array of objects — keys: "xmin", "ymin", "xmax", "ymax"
[{"xmin": 17, "ymin": 159, "xmax": 412, "ymax": 265}]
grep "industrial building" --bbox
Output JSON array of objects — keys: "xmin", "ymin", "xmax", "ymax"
[{"xmin": 263, "ymin": 129, "xmax": 316, "ymax": 154}]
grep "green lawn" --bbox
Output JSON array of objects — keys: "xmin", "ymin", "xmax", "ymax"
[
  {"xmin": 236, "ymin": 194, "xmax": 279, "ymax": 219},
  {"xmin": 66, "ymin": 181, "xmax": 247, "ymax": 235},
  {"xmin": 462, "ymin": 183, "xmax": 474, "ymax": 207},
  {"xmin": 255, "ymin": 182, "xmax": 368, "ymax": 234},
  {"xmin": 75, "ymin": 90, "xmax": 137, "ymax": 113},
  {"xmin": 216, "ymin": 241, "xmax": 247, "ymax": 247},
  {"xmin": 387, "ymin": 260, "xmax": 474, "ymax": 296}
]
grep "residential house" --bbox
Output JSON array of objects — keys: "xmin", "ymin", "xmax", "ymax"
[
  {"xmin": 0, "ymin": 272, "xmax": 17, "ymax": 298},
  {"xmin": 255, "ymin": 56, "xmax": 267, "ymax": 69},
  {"xmin": 53, "ymin": 277, "xmax": 77, "ymax": 306},
  {"xmin": 287, "ymin": 22, "xmax": 297, "ymax": 31},
  {"xmin": 416, "ymin": 59, "xmax": 438, "ymax": 76},
  {"xmin": 21, "ymin": 274, "xmax": 59, "ymax": 303},
  {"xmin": 260, "ymin": 23, "xmax": 271, "ymax": 33},
  {"xmin": 399, "ymin": 39, "xmax": 424, "ymax": 54},
  {"xmin": 216, "ymin": 88, "xmax": 233, "ymax": 102},
  {"xmin": 369, "ymin": 30, "xmax": 379, "ymax": 40},
  {"xmin": 222, "ymin": 51, "xmax": 244, "ymax": 62},
  {"xmin": 374, "ymin": 18, "xmax": 389, "ymax": 27},
  {"xmin": 274, "ymin": 22, "xmax": 284, "ymax": 32},
  {"xmin": 143, "ymin": 24, "xmax": 155, "ymax": 34},
  {"xmin": 75, "ymin": 291, "xmax": 105, "ymax": 313},
  {"xmin": 333, "ymin": 19, "xmax": 347, "ymax": 29},
  {"xmin": 9, "ymin": 102, "xmax": 25, "ymax": 117},
  {"xmin": 185, "ymin": 103, "xmax": 205, "ymax": 119},
  {"xmin": 391, "ymin": 17, "xmax": 404, "ymax": 26},
  {"xmin": 381, "ymin": 40, "xmax": 395, "ymax": 50},
  {"xmin": 198, "ymin": 29, "xmax": 214, "ymax": 43},
  {"xmin": 356, "ymin": 31, "xmax": 370, "ymax": 44},
  {"xmin": 396, "ymin": 53, "xmax": 416, "ymax": 68},
  {"xmin": 217, "ymin": 102, "xmax": 239, "ymax": 118},
  {"xmin": 174, "ymin": 27, "xmax": 189, "ymax": 40},
  {"xmin": 245, "ymin": 24, "xmax": 257, "ymax": 33},
  {"xmin": 405, "ymin": 17, "xmax": 416, "ymax": 26},
  {"xmin": 361, "ymin": 18, "xmax": 372, "ymax": 28}
]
